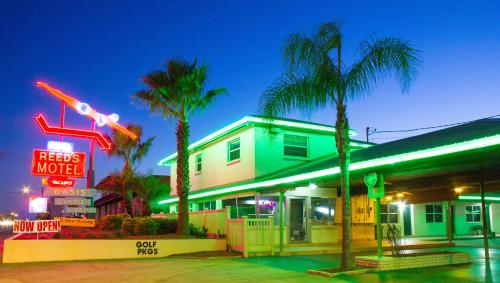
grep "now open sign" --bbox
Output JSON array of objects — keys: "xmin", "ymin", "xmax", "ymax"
[{"xmin": 13, "ymin": 220, "xmax": 61, "ymax": 234}]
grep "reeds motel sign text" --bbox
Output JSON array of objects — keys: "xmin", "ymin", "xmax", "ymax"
[{"xmin": 31, "ymin": 149, "xmax": 86, "ymax": 178}]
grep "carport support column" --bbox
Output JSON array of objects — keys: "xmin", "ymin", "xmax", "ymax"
[
  {"xmin": 376, "ymin": 173, "xmax": 384, "ymax": 258},
  {"xmin": 480, "ymin": 180, "xmax": 490, "ymax": 259},
  {"xmin": 447, "ymin": 200, "xmax": 453, "ymax": 245},
  {"xmin": 279, "ymin": 189, "xmax": 284, "ymax": 255}
]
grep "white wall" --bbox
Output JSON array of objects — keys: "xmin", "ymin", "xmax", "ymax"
[
  {"xmin": 170, "ymin": 127, "xmax": 256, "ymax": 195},
  {"xmin": 411, "ymin": 202, "xmax": 447, "ymax": 237},
  {"xmin": 254, "ymin": 127, "xmax": 337, "ymax": 177},
  {"xmin": 454, "ymin": 202, "xmax": 483, "ymax": 236},
  {"xmin": 490, "ymin": 203, "xmax": 500, "ymax": 234}
]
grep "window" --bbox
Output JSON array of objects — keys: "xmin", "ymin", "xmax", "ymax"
[
  {"xmin": 195, "ymin": 154, "xmax": 202, "ymax": 173},
  {"xmin": 465, "ymin": 205, "xmax": 481, "ymax": 223},
  {"xmin": 228, "ymin": 138, "xmax": 240, "ymax": 162},
  {"xmin": 312, "ymin": 197, "xmax": 335, "ymax": 225},
  {"xmin": 284, "ymin": 134, "xmax": 308, "ymax": 158},
  {"xmin": 425, "ymin": 204, "xmax": 443, "ymax": 223},
  {"xmin": 381, "ymin": 204, "xmax": 398, "ymax": 224},
  {"xmin": 201, "ymin": 201, "xmax": 216, "ymax": 210}
]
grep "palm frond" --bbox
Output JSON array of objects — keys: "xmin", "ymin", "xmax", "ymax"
[
  {"xmin": 131, "ymin": 137, "xmax": 155, "ymax": 164},
  {"xmin": 259, "ymin": 73, "xmax": 330, "ymax": 118},
  {"xmin": 345, "ymin": 37, "xmax": 421, "ymax": 99},
  {"xmin": 313, "ymin": 21, "xmax": 342, "ymax": 55}
]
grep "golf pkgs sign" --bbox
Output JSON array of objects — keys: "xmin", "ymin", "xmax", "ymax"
[
  {"xmin": 365, "ymin": 172, "xmax": 384, "ymax": 199},
  {"xmin": 54, "ymin": 197, "xmax": 91, "ymax": 206},
  {"xmin": 45, "ymin": 187, "xmax": 96, "ymax": 197},
  {"xmin": 55, "ymin": 217, "xmax": 95, "ymax": 228},
  {"xmin": 63, "ymin": 207, "xmax": 96, "ymax": 214},
  {"xmin": 31, "ymin": 149, "xmax": 86, "ymax": 178},
  {"xmin": 13, "ymin": 220, "xmax": 61, "ymax": 234}
]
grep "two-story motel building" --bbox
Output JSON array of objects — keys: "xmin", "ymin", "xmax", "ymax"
[{"xmin": 157, "ymin": 115, "xmax": 500, "ymax": 247}]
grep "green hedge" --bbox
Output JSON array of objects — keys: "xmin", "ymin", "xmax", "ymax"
[
  {"xmin": 154, "ymin": 218, "xmax": 177, "ymax": 234},
  {"xmin": 121, "ymin": 217, "xmax": 138, "ymax": 235},
  {"xmin": 134, "ymin": 217, "xmax": 159, "ymax": 235},
  {"xmin": 99, "ymin": 214, "xmax": 130, "ymax": 231}
]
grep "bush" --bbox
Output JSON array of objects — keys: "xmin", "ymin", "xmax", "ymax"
[
  {"xmin": 121, "ymin": 217, "xmax": 138, "ymax": 235},
  {"xmin": 115, "ymin": 231, "xmax": 125, "ymax": 238},
  {"xmin": 71, "ymin": 233, "xmax": 80, "ymax": 239},
  {"xmin": 52, "ymin": 232, "xmax": 61, "ymax": 239},
  {"xmin": 189, "ymin": 224, "xmax": 208, "ymax": 238},
  {"xmin": 134, "ymin": 217, "xmax": 159, "ymax": 235},
  {"xmin": 154, "ymin": 218, "xmax": 177, "ymax": 234},
  {"xmin": 86, "ymin": 233, "xmax": 97, "ymax": 239},
  {"xmin": 99, "ymin": 214, "xmax": 130, "ymax": 231}
]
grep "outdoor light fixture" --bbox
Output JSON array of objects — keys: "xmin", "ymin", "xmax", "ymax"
[
  {"xmin": 454, "ymin": 187, "xmax": 464, "ymax": 194},
  {"xmin": 308, "ymin": 183, "xmax": 318, "ymax": 190},
  {"xmin": 385, "ymin": 196, "xmax": 393, "ymax": 201},
  {"xmin": 396, "ymin": 193, "xmax": 404, "ymax": 198}
]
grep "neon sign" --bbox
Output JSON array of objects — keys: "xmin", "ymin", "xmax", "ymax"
[
  {"xmin": 47, "ymin": 176, "xmax": 75, "ymax": 187},
  {"xmin": 31, "ymin": 149, "xmax": 86, "ymax": 178},
  {"xmin": 35, "ymin": 114, "xmax": 112, "ymax": 150},
  {"xmin": 36, "ymin": 81, "xmax": 137, "ymax": 140}
]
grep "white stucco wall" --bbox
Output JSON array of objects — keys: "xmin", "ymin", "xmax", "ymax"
[
  {"xmin": 411, "ymin": 202, "xmax": 448, "ymax": 237},
  {"xmin": 254, "ymin": 127, "xmax": 338, "ymax": 177},
  {"xmin": 454, "ymin": 202, "xmax": 483, "ymax": 236},
  {"xmin": 490, "ymin": 203, "xmax": 500, "ymax": 234},
  {"xmin": 169, "ymin": 127, "xmax": 256, "ymax": 195}
]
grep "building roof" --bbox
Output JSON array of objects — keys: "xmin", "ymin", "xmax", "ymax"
[
  {"xmin": 158, "ymin": 118, "xmax": 500, "ymax": 205},
  {"xmin": 158, "ymin": 115, "xmax": 372, "ymax": 165}
]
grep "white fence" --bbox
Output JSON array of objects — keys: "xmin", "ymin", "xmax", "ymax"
[
  {"xmin": 227, "ymin": 216, "xmax": 274, "ymax": 257},
  {"xmin": 152, "ymin": 208, "xmax": 228, "ymax": 237},
  {"xmin": 154, "ymin": 209, "xmax": 275, "ymax": 257}
]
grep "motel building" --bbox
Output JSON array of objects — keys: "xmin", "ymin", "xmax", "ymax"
[{"xmin": 155, "ymin": 115, "xmax": 500, "ymax": 255}]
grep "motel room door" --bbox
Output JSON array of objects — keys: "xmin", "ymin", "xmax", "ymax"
[
  {"xmin": 290, "ymin": 198, "xmax": 308, "ymax": 242},
  {"xmin": 403, "ymin": 205, "xmax": 412, "ymax": 236}
]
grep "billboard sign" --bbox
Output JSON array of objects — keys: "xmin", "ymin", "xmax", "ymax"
[
  {"xmin": 29, "ymin": 197, "xmax": 48, "ymax": 213},
  {"xmin": 56, "ymin": 217, "xmax": 95, "ymax": 227},
  {"xmin": 31, "ymin": 149, "xmax": 86, "ymax": 178}
]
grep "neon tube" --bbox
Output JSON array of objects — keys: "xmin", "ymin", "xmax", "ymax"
[
  {"xmin": 458, "ymin": 196, "xmax": 500, "ymax": 201},
  {"xmin": 36, "ymin": 81, "xmax": 137, "ymax": 140},
  {"xmin": 159, "ymin": 134, "xmax": 500, "ymax": 204},
  {"xmin": 35, "ymin": 114, "xmax": 112, "ymax": 150}
]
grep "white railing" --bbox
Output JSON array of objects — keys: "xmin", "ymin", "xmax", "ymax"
[
  {"xmin": 152, "ymin": 208, "xmax": 228, "ymax": 237},
  {"xmin": 227, "ymin": 216, "xmax": 274, "ymax": 257}
]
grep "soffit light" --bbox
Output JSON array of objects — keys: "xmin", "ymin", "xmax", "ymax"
[{"xmin": 159, "ymin": 134, "xmax": 500, "ymax": 205}]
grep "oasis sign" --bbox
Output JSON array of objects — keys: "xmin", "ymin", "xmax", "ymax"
[{"xmin": 31, "ymin": 149, "xmax": 86, "ymax": 178}]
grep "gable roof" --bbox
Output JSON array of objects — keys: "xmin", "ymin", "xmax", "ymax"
[
  {"xmin": 158, "ymin": 118, "xmax": 500, "ymax": 204},
  {"xmin": 158, "ymin": 115, "xmax": 371, "ymax": 165}
]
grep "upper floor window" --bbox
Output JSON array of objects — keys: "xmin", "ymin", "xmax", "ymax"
[
  {"xmin": 381, "ymin": 204, "xmax": 398, "ymax": 224},
  {"xmin": 425, "ymin": 204, "xmax": 443, "ymax": 223},
  {"xmin": 465, "ymin": 205, "xmax": 481, "ymax": 223},
  {"xmin": 228, "ymin": 138, "xmax": 240, "ymax": 162},
  {"xmin": 195, "ymin": 154, "xmax": 202, "ymax": 173},
  {"xmin": 284, "ymin": 134, "xmax": 308, "ymax": 158}
]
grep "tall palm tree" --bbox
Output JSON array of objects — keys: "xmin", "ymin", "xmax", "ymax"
[
  {"xmin": 134, "ymin": 59, "xmax": 227, "ymax": 234},
  {"xmin": 259, "ymin": 21, "xmax": 421, "ymax": 270},
  {"xmin": 107, "ymin": 124, "xmax": 155, "ymax": 214}
]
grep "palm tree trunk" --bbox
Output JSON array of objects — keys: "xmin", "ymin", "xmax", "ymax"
[
  {"xmin": 176, "ymin": 118, "xmax": 190, "ymax": 235},
  {"xmin": 120, "ymin": 179, "xmax": 127, "ymax": 214},
  {"xmin": 336, "ymin": 103, "xmax": 352, "ymax": 270}
]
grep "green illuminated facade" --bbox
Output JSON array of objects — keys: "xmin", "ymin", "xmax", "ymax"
[{"xmin": 158, "ymin": 116, "xmax": 500, "ymax": 242}]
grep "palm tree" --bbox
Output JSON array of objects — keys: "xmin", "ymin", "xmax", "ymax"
[
  {"xmin": 136, "ymin": 174, "xmax": 171, "ymax": 215},
  {"xmin": 259, "ymin": 21, "xmax": 421, "ymax": 270},
  {"xmin": 134, "ymin": 59, "xmax": 227, "ymax": 234},
  {"xmin": 107, "ymin": 124, "xmax": 155, "ymax": 214}
]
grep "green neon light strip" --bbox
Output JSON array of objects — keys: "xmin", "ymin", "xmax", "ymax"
[
  {"xmin": 158, "ymin": 116, "xmax": 361, "ymax": 166},
  {"xmin": 458, "ymin": 196, "xmax": 500, "ymax": 201},
  {"xmin": 159, "ymin": 134, "xmax": 500, "ymax": 205}
]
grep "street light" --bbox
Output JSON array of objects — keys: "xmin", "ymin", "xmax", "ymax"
[{"xmin": 22, "ymin": 186, "xmax": 31, "ymax": 194}]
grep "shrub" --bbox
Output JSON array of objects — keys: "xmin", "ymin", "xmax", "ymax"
[
  {"xmin": 121, "ymin": 217, "xmax": 138, "ymax": 235},
  {"xmin": 52, "ymin": 232, "xmax": 61, "ymax": 239},
  {"xmin": 115, "ymin": 231, "xmax": 125, "ymax": 238},
  {"xmin": 154, "ymin": 218, "xmax": 177, "ymax": 234},
  {"xmin": 189, "ymin": 224, "xmax": 208, "ymax": 238},
  {"xmin": 102, "ymin": 233, "xmax": 111, "ymax": 239},
  {"xmin": 134, "ymin": 217, "xmax": 159, "ymax": 235},
  {"xmin": 71, "ymin": 233, "xmax": 80, "ymax": 239},
  {"xmin": 99, "ymin": 214, "xmax": 130, "ymax": 231},
  {"xmin": 86, "ymin": 233, "xmax": 97, "ymax": 239}
]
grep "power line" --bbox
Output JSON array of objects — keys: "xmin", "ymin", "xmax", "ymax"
[{"xmin": 367, "ymin": 114, "xmax": 500, "ymax": 138}]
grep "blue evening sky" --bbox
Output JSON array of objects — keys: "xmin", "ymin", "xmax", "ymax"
[{"xmin": 1, "ymin": 0, "xmax": 499, "ymax": 215}]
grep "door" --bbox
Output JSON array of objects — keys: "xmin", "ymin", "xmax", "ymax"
[
  {"xmin": 403, "ymin": 205, "xmax": 412, "ymax": 236},
  {"xmin": 290, "ymin": 198, "xmax": 307, "ymax": 242}
]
